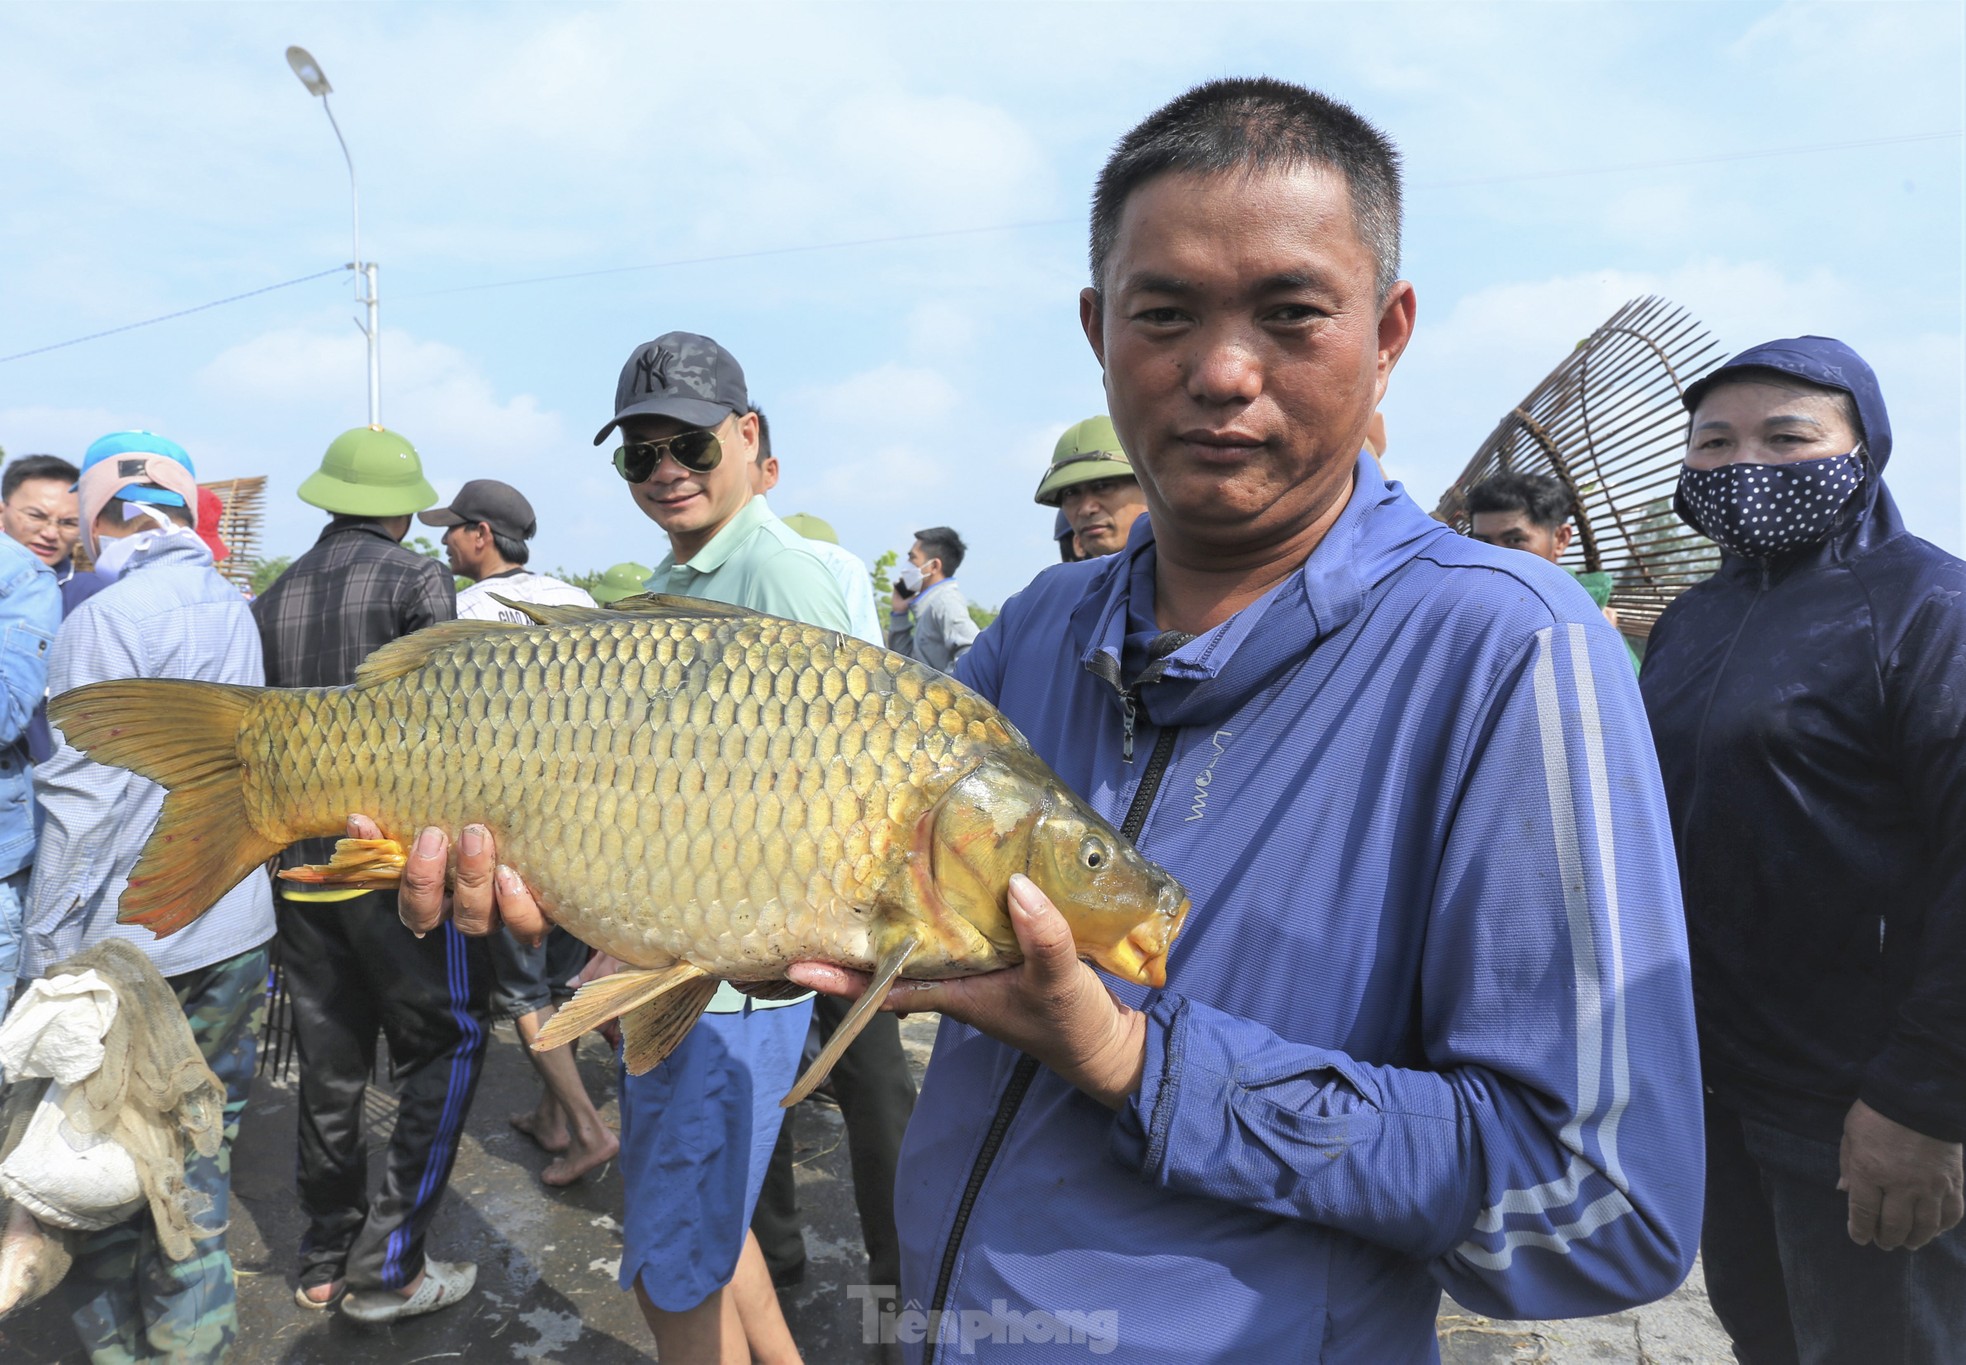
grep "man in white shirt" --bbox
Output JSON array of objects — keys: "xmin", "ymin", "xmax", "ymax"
[{"xmin": 418, "ymin": 479, "xmax": 618, "ymax": 1186}]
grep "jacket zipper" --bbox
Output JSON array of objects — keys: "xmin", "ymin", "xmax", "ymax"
[{"xmin": 920, "ymin": 721, "xmax": 1179, "ymax": 1363}]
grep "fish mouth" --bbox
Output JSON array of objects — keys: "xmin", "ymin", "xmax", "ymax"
[{"xmin": 1094, "ymin": 897, "xmax": 1189, "ymax": 988}]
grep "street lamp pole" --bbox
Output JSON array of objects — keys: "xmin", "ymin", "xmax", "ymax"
[{"xmin": 286, "ymin": 46, "xmax": 380, "ymax": 426}]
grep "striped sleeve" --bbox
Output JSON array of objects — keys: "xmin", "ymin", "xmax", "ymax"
[{"xmin": 1114, "ymin": 621, "xmax": 1703, "ymax": 1318}]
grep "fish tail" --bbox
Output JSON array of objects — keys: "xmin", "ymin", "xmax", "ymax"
[{"xmin": 48, "ymin": 680, "xmax": 284, "ymax": 938}]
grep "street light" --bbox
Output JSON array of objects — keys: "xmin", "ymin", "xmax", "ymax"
[{"xmin": 286, "ymin": 45, "xmax": 381, "ymax": 426}]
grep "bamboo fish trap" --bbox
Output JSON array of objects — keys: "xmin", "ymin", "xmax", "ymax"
[{"xmin": 1431, "ymin": 297, "xmax": 1727, "ymax": 639}]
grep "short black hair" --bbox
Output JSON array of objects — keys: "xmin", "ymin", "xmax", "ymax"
[
  {"xmin": 1090, "ymin": 77, "xmax": 1403, "ymax": 299},
  {"xmin": 1466, "ymin": 471, "xmax": 1574, "ymax": 531},
  {"xmin": 914, "ymin": 526, "xmax": 966, "ymax": 577},
  {"xmin": 3, "ymin": 454, "xmax": 79, "ymax": 502},
  {"xmin": 753, "ymin": 406, "xmax": 772, "ymax": 464},
  {"xmin": 491, "ymin": 528, "xmax": 530, "ymax": 566}
]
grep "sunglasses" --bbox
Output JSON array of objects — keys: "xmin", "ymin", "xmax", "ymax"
[{"xmin": 612, "ymin": 428, "xmax": 724, "ymax": 482}]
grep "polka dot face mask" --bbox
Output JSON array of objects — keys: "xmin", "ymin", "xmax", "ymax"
[{"xmin": 1676, "ymin": 447, "xmax": 1865, "ymax": 560}]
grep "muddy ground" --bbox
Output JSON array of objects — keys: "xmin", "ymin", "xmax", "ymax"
[{"xmin": 1, "ymin": 1015, "xmax": 1731, "ymax": 1362}]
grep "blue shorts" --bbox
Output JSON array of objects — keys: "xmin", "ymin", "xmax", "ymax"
[{"xmin": 617, "ymin": 998, "xmax": 813, "ymax": 1310}]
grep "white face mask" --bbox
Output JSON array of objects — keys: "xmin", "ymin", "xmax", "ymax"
[{"xmin": 897, "ymin": 562, "xmax": 926, "ymax": 593}]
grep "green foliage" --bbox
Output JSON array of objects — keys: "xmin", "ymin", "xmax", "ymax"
[
  {"xmin": 248, "ymin": 556, "xmax": 292, "ymax": 596},
  {"xmin": 968, "ymin": 603, "xmax": 998, "ymax": 630},
  {"xmin": 549, "ymin": 566, "xmax": 609, "ymax": 597},
  {"xmin": 870, "ymin": 549, "xmax": 897, "ymax": 596}
]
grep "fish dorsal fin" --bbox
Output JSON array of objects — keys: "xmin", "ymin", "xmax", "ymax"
[
  {"xmin": 606, "ymin": 593, "xmax": 766, "ymax": 620},
  {"xmin": 485, "ymin": 594, "xmax": 616, "ymax": 627},
  {"xmin": 353, "ymin": 619, "xmax": 523, "ymax": 687}
]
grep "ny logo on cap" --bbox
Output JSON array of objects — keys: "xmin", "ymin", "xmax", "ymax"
[
  {"xmin": 117, "ymin": 458, "xmax": 149, "ymax": 478},
  {"xmin": 634, "ymin": 347, "xmax": 675, "ymax": 396}
]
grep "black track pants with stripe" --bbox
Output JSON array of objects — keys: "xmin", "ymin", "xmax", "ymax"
[{"xmin": 278, "ymin": 891, "xmax": 492, "ymax": 1293}]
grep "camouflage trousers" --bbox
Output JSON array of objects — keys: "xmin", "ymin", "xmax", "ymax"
[{"xmin": 65, "ymin": 944, "xmax": 269, "ymax": 1365}]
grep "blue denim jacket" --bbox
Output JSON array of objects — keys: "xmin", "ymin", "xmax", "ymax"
[{"xmin": 0, "ymin": 537, "xmax": 59, "ymax": 877}]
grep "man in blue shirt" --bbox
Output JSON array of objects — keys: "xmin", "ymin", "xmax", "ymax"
[
  {"xmin": 0, "ymin": 523, "xmax": 58, "ymax": 1017},
  {"xmin": 24, "ymin": 433, "xmax": 273, "ymax": 1364}
]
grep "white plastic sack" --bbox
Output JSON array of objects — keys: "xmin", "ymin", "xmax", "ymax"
[
  {"xmin": 0, "ymin": 971, "xmax": 119, "ymax": 1084},
  {"xmin": 0, "ymin": 1082, "xmax": 144, "ymax": 1231}
]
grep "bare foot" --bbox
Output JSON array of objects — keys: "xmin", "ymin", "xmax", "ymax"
[
  {"xmin": 510, "ymin": 1105, "xmax": 570, "ymax": 1154},
  {"xmin": 541, "ymin": 1125, "xmax": 620, "ymax": 1187}
]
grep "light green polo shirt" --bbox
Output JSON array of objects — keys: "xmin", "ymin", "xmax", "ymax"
[
  {"xmin": 648, "ymin": 495, "xmax": 856, "ymax": 635},
  {"xmin": 647, "ymin": 494, "xmax": 855, "ymax": 1010}
]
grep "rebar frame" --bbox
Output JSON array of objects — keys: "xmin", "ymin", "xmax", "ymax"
[{"xmin": 1431, "ymin": 296, "xmax": 1727, "ymax": 639}]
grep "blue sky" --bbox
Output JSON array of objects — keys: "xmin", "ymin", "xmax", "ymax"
[{"xmin": 2, "ymin": 1, "xmax": 1960, "ymax": 608}]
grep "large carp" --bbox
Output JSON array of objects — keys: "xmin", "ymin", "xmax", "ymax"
[{"xmin": 48, "ymin": 595, "xmax": 1188, "ymax": 1103}]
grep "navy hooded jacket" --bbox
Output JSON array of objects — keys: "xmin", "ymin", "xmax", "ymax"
[
  {"xmin": 1640, "ymin": 336, "xmax": 1966, "ymax": 1143},
  {"xmin": 893, "ymin": 455, "xmax": 1703, "ymax": 1363}
]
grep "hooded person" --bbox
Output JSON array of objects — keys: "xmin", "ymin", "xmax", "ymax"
[
  {"xmin": 1640, "ymin": 336, "xmax": 1966, "ymax": 1362},
  {"xmin": 21, "ymin": 431, "xmax": 274, "ymax": 1364}
]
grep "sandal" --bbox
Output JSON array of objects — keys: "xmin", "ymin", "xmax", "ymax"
[
  {"xmin": 341, "ymin": 1259, "xmax": 477, "ymax": 1324},
  {"xmin": 293, "ymin": 1280, "xmax": 346, "ymax": 1311}
]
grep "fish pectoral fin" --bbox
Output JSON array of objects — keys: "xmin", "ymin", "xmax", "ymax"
[
  {"xmin": 620, "ymin": 977, "xmax": 721, "ymax": 1075},
  {"xmin": 780, "ymin": 932, "xmax": 921, "ymax": 1109},
  {"xmin": 277, "ymin": 838, "xmax": 408, "ymax": 890},
  {"xmin": 352, "ymin": 619, "xmax": 526, "ymax": 687},
  {"xmin": 534, "ymin": 962, "xmax": 709, "ymax": 1053}
]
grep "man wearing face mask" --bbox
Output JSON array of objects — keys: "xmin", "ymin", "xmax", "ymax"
[
  {"xmin": 22, "ymin": 433, "xmax": 275, "ymax": 1364},
  {"xmin": 885, "ymin": 526, "xmax": 977, "ymax": 672},
  {"xmin": 1641, "ymin": 337, "xmax": 1966, "ymax": 1363}
]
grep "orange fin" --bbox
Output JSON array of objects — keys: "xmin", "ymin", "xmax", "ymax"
[
  {"xmin": 278, "ymin": 838, "xmax": 408, "ymax": 890},
  {"xmin": 534, "ymin": 962, "xmax": 708, "ymax": 1053},
  {"xmin": 47, "ymin": 680, "xmax": 283, "ymax": 938},
  {"xmin": 781, "ymin": 931, "xmax": 919, "ymax": 1108},
  {"xmin": 620, "ymin": 977, "xmax": 720, "ymax": 1075}
]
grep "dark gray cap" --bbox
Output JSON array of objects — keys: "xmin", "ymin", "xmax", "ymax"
[
  {"xmin": 417, "ymin": 478, "xmax": 538, "ymax": 541},
  {"xmin": 593, "ymin": 332, "xmax": 748, "ymax": 446}
]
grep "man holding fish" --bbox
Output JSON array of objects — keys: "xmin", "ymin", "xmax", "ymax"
[
  {"xmin": 392, "ymin": 79, "xmax": 1705, "ymax": 1363},
  {"xmin": 49, "ymin": 77, "xmax": 1704, "ymax": 1365}
]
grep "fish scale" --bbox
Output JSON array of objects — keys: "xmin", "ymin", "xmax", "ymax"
[
  {"xmin": 241, "ymin": 616, "xmax": 970, "ymax": 975},
  {"xmin": 47, "ymin": 596, "xmax": 1187, "ymax": 1092}
]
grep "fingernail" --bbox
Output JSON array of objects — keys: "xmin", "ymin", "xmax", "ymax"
[
  {"xmin": 496, "ymin": 865, "xmax": 520, "ymax": 893},
  {"xmin": 462, "ymin": 825, "xmax": 486, "ymax": 857},
  {"xmin": 414, "ymin": 828, "xmax": 443, "ymax": 857}
]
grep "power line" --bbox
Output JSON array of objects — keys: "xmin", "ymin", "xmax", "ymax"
[
  {"xmin": 0, "ymin": 267, "xmax": 346, "ymax": 364},
  {"xmin": 390, "ymin": 218, "xmax": 1076, "ymax": 300},
  {"xmin": 3, "ymin": 128, "xmax": 1957, "ymax": 359},
  {"xmin": 1424, "ymin": 129, "xmax": 1961, "ymax": 191}
]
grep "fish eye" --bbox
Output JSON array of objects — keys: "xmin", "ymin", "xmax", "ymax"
[{"xmin": 1080, "ymin": 837, "xmax": 1110, "ymax": 871}]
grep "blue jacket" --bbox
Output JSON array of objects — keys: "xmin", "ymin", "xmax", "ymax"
[
  {"xmin": 24, "ymin": 532, "xmax": 275, "ymax": 979},
  {"xmin": 0, "ymin": 537, "xmax": 59, "ymax": 877},
  {"xmin": 897, "ymin": 455, "xmax": 1703, "ymax": 1363},
  {"xmin": 1641, "ymin": 337, "xmax": 1966, "ymax": 1143}
]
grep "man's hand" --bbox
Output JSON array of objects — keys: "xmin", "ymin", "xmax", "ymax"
[
  {"xmin": 345, "ymin": 815, "xmax": 548, "ymax": 946},
  {"xmin": 787, "ymin": 873, "xmax": 1147, "ymax": 1109},
  {"xmin": 1839, "ymin": 1098, "xmax": 1966, "ymax": 1250},
  {"xmin": 889, "ymin": 587, "xmax": 912, "ymax": 615}
]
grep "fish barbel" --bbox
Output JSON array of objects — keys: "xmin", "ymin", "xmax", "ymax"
[{"xmin": 47, "ymin": 595, "xmax": 1188, "ymax": 1102}]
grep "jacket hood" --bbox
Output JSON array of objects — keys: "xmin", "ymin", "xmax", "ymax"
[{"xmin": 1676, "ymin": 335, "xmax": 1898, "ymax": 564}]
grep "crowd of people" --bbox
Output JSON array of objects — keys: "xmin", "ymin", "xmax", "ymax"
[{"xmin": 0, "ymin": 74, "xmax": 1959, "ymax": 1365}]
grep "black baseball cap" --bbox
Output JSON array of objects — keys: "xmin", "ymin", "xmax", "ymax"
[
  {"xmin": 593, "ymin": 332, "xmax": 749, "ymax": 446},
  {"xmin": 417, "ymin": 478, "xmax": 538, "ymax": 541}
]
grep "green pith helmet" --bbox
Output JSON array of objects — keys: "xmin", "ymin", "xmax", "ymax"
[
  {"xmin": 297, "ymin": 425, "xmax": 440, "ymax": 517},
  {"xmin": 781, "ymin": 512, "xmax": 839, "ymax": 545},
  {"xmin": 592, "ymin": 561, "xmax": 655, "ymax": 604},
  {"xmin": 1034, "ymin": 416, "xmax": 1133, "ymax": 506}
]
